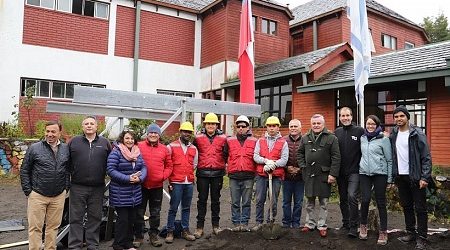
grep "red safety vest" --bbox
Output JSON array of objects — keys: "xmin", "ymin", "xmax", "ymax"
[
  {"xmin": 169, "ymin": 141, "xmax": 196, "ymax": 183},
  {"xmin": 195, "ymin": 133, "xmax": 226, "ymax": 170},
  {"xmin": 256, "ymin": 137, "xmax": 286, "ymax": 179},
  {"xmin": 226, "ymin": 136, "xmax": 257, "ymax": 174}
]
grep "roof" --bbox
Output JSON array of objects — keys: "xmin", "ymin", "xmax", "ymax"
[
  {"xmin": 142, "ymin": 0, "xmax": 288, "ymax": 12},
  {"xmin": 290, "ymin": 0, "xmax": 419, "ymax": 29},
  {"xmin": 298, "ymin": 41, "xmax": 450, "ymax": 92}
]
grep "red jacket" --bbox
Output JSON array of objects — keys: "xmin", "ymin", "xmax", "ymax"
[
  {"xmin": 226, "ymin": 136, "xmax": 257, "ymax": 174},
  {"xmin": 168, "ymin": 140, "xmax": 197, "ymax": 183},
  {"xmin": 138, "ymin": 141, "xmax": 173, "ymax": 189},
  {"xmin": 256, "ymin": 138, "xmax": 286, "ymax": 179},
  {"xmin": 195, "ymin": 133, "xmax": 226, "ymax": 170}
]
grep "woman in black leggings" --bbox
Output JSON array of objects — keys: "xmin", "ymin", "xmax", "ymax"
[{"xmin": 358, "ymin": 115, "xmax": 393, "ymax": 245}]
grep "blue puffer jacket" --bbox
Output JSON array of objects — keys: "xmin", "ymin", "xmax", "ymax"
[
  {"xmin": 360, "ymin": 133, "xmax": 393, "ymax": 183},
  {"xmin": 107, "ymin": 147, "xmax": 147, "ymax": 207}
]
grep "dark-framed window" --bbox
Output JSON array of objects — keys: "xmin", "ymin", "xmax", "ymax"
[
  {"xmin": 381, "ymin": 33, "xmax": 397, "ymax": 49},
  {"xmin": 261, "ymin": 18, "xmax": 277, "ymax": 35},
  {"xmin": 253, "ymin": 81, "xmax": 292, "ymax": 127},
  {"xmin": 252, "ymin": 16, "xmax": 257, "ymax": 32},
  {"xmin": 25, "ymin": 0, "xmax": 109, "ymax": 19},
  {"xmin": 336, "ymin": 81, "xmax": 426, "ymax": 133}
]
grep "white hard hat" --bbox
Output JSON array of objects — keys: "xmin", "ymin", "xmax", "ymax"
[{"xmin": 235, "ymin": 115, "xmax": 250, "ymax": 126}]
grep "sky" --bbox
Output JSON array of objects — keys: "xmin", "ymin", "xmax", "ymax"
[{"xmin": 281, "ymin": 0, "xmax": 450, "ymax": 25}]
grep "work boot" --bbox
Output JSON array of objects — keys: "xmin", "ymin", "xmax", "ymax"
[
  {"xmin": 251, "ymin": 223, "xmax": 263, "ymax": 232},
  {"xmin": 359, "ymin": 224, "xmax": 368, "ymax": 240},
  {"xmin": 213, "ymin": 226, "xmax": 223, "ymax": 235},
  {"xmin": 348, "ymin": 227, "xmax": 358, "ymax": 238},
  {"xmin": 415, "ymin": 236, "xmax": 427, "ymax": 250},
  {"xmin": 165, "ymin": 231, "xmax": 174, "ymax": 244},
  {"xmin": 231, "ymin": 224, "xmax": 241, "ymax": 232},
  {"xmin": 194, "ymin": 228, "xmax": 204, "ymax": 239},
  {"xmin": 149, "ymin": 233, "xmax": 163, "ymax": 247},
  {"xmin": 132, "ymin": 238, "xmax": 144, "ymax": 248},
  {"xmin": 182, "ymin": 230, "xmax": 196, "ymax": 241},
  {"xmin": 377, "ymin": 231, "xmax": 388, "ymax": 245},
  {"xmin": 398, "ymin": 232, "xmax": 417, "ymax": 243}
]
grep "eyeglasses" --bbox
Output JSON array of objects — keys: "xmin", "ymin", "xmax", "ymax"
[{"xmin": 236, "ymin": 125, "xmax": 248, "ymax": 128}]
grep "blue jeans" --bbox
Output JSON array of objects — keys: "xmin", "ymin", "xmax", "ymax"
[
  {"xmin": 166, "ymin": 183, "xmax": 193, "ymax": 231},
  {"xmin": 282, "ymin": 180, "xmax": 305, "ymax": 228},
  {"xmin": 229, "ymin": 178, "xmax": 254, "ymax": 225},
  {"xmin": 255, "ymin": 175, "xmax": 282, "ymax": 224}
]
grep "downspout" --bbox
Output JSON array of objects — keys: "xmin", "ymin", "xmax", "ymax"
[
  {"xmin": 312, "ymin": 20, "xmax": 318, "ymax": 51},
  {"xmin": 133, "ymin": 0, "xmax": 142, "ymax": 91}
]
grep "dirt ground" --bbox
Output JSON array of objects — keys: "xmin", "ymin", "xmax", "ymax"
[{"xmin": 1, "ymin": 180, "xmax": 449, "ymax": 250}]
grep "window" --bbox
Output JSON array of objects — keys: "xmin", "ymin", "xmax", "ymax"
[
  {"xmin": 157, "ymin": 89, "xmax": 195, "ymax": 98},
  {"xmin": 253, "ymin": 82, "xmax": 292, "ymax": 127},
  {"xmin": 57, "ymin": 0, "xmax": 71, "ymax": 12},
  {"xmin": 21, "ymin": 78, "xmax": 105, "ymax": 100},
  {"xmin": 252, "ymin": 16, "xmax": 257, "ymax": 31},
  {"xmin": 26, "ymin": 0, "xmax": 109, "ymax": 20},
  {"xmin": 261, "ymin": 18, "xmax": 277, "ymax": 35},
  {"xmin": 381, "ymin": 34, "xmax": 397, "ymax": 49},
  {"xmin": 405, "ymin": 41, "xmax": 415, "ymax": 49}
]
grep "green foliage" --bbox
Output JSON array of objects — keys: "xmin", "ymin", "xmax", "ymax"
[
  {"xmin": 22, "ymin": 86, "xmax": 36, "ymax": 136},
  {"xmin": 427, "ymin": 187, "xmax": 450, "ymax": 222},
  {"xmin": 59, "ymin": 114, "xmax": 106, "ymax": 137},
  {"xmin": 160, "ymin": 133, "xmax": 179, "ymax": 145},
  {"xmin": 0, "ymin": 121, "xmax": 25, "ymax": 138},
  {"xmin": 421, "ymin": 12, "xmax": 450, "ymax": 43},
  {"xmin": 126, "ymin": 118, "xmax": 154, "ymax": 140}
]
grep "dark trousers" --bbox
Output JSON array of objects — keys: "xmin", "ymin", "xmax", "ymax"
[
  {"xmin": 134, "ymin": 187, "xmax": 163, "ymax": 238},
  {"xmin": 113, "ymin": 207, "xmax": 136, "ymax": 250},
  {"xmin": 396, "ymin": 175, "xmax": 428, "ymax": 238},
  {"xmin": 68, "ymin": 184, "xmax": 104, "ymax": 250},
  {"xmin": 360, "ymin": 174, "xmax": 388, "ymax": 231},
  {"xmin": 337, "ymin": 173, "xmax": 360, "ymax": 228},
  {"xmin": 196, "ymin": 176, "xmax": 223, "ymax": 228}
]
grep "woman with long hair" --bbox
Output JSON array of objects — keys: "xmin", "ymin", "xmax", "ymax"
[{"xmin": 107, "ymin": 130, "xmax": 147, "ymax": 250}]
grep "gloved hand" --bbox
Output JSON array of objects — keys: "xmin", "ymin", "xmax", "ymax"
[{"xmin": 263, "ymin": 164, "xmax": 272, "ymax": 172}]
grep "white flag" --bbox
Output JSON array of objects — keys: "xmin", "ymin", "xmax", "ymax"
[{"xmin": 347, "ymin": 0, "xmax": 373, "ymax": 104}]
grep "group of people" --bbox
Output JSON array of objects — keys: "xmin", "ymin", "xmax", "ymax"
[{"xmin": 19, "ymin": 105, "xmax": 432, "ymax": 250}]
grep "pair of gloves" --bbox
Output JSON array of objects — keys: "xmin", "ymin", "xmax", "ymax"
[{"xmin": 263, "ymin": 159, "xmax": 277, "ymax": 172}]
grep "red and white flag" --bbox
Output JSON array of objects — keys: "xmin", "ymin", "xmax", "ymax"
[{"xmin": 238, "ymin": 0, "xmax": 255, "ymax": 104}]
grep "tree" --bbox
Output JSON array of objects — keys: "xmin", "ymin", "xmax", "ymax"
[{"xmin": 421, "ymin": 12, "xmax": 450, "ymax": 43}]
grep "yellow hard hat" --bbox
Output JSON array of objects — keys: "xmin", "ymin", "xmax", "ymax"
[
  {"xmin": 179, "ymin": 121, "xmax": 194, "ymax": 132},
  {"xmin": 203, "ymin": 113, "xmax": 220, "ymax": 124},
  {"xmin": 265, "ymin": 116, "xmax": 281, "ymax": 126}
]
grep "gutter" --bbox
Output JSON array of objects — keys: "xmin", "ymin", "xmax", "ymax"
[{"xmin": 133, "ymin": 0, "xmax": 142, "ymax": 91}]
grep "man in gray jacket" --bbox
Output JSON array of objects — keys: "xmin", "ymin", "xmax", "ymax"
[
  {"xmin": 20, "ymin": 121, "xmax": 70, "ymax": 250},
  {"xmin": 68, "ymin": 116, "xmax": 111, "ymax": 250},
  {"xmin": 390, "ymin": 106, "xmax": 432, "ymax": 250},
  {"xmin": 298, "ymin": 114, "xmax": 340, "ymax": 238}
]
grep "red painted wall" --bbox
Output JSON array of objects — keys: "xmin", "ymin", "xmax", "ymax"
[
  {"xmin": 23, "ymin": 5, "xmax": 108, "ymax": 54},
  {"xmin": 115, "ymin": 6, "xmax": 195, "ymax": 66}
]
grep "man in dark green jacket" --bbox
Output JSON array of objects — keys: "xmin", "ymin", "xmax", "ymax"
[{"xmin": 297, "ymin": 114, "xmax": 340, "ymax": 238}]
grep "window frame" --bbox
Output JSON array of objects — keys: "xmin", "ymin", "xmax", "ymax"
[
  {"xmin": 261, "ymin": 18, "xmax": 278, "ymax": 36},
  {"xmin": 157, "ymin": 89, "xmax": 195, "ymax": 98},
  {"xmin": 253, "ymin": 81, "xmax": 292, "ymax": 127},
  {"xmin": 404, "ymin": 41, "xmax": 415, "ymax": 49},
  {"xmin": 381, "ymin": 33, "xmax": 397, "ymax": 50}
]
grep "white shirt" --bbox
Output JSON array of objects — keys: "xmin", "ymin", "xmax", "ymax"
[{"xmin": 396, "ymin": 130, "xmax": 410, "ymax": 175}]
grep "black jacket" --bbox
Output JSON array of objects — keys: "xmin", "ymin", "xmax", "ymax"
[
  {"xmin": 20, "ymin": 140, "xmax": 70, "ymax": 197},
  {"xmin": 334, "ymin": 124, "xmax": 364, "ymax": 176},
  {"xmin": 390, "ymin": 124, "xmax": 432, "ymax": 183},
  {"xmin": 69, "ymin": 135, "xmax": 112, "ymax": 186}
]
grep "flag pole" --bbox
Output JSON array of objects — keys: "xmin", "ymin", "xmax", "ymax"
[{"xmin": 359, "ymin": 96, "xmax": 365, "ymax": 126}]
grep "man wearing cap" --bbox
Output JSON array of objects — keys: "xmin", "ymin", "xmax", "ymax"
[
  {"xmin": 252, "ymin": 116, "xmax": 289, "ymax": 231},
  {"xmin": 134, "ymin": 123, "xmax": 173, "ymax": 247},
  {"xmin": 282, "ymin": 119, "xmax": 304, "ymax": 229},
  {"xmin": 390, "ymin": 106, "xmax": 432, "ymax": 250},
  {"xmin": 165, "ymin": 122, "xmax": 198, "ymax": 243},
  {"xmin": 298, "ymin": 114, "xmax": 340, "ymax": 237},
  {"xmin": 193, "ymin": 113, "xmax": 227, "ymax": 238},
  {"xmin": 225, "ymin": 115, "xmax": 257, "ymax": 232}
]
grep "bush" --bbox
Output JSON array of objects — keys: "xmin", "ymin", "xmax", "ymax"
[
  {"xmin": 59, "ymin": 115, "xmax": 106, "ymax": 138},
  {"xmin": 0, "ymin": 121, "xmax": 25, "ymax": 139},
  {"xmin": 126, "ymin": 118, "xmax": 154, "ymax": 140}
]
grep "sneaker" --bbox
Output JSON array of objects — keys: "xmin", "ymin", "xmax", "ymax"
[
  {"xmin": 415, "ymin": 236, "xmax": 427, "ymax": 250},
  {"xmin": 149, "ymin": 233, "xmax": 163, "ymax": 247},
  {"xmin": 193, "ymin": 228, "xmax": 204, "ymax": 239},
  {"xmin": 165, "ymin": 231, "xmax": 174, "ymax": 244},
  {"xmin": 213, "ymin": 226, "xmax": 223, "ymax": 235},
  {"xmin": 359, "ymin": 224, "xmax": 368, "ymax": 240},
  {"xmin": 398, "ymin": 232, "xmax": 417, "ymax": 243},
  {"xmin": 132, "ymin": 238, "xmax": 144, "ymax": 248},
  {"xmin": 182, "ymin": 230, "xmax": 196, "ymax": 241},
  {"xmin": 348, "ymin": 227, "xmax": 358, "ymax": 238},
  {"xmin": 251, "ymin": 223, "xmax": 263, "ymax": 232},
  {"xmin": 231, "ymin": 224, "xmax": 242, "ymax": 232},
  {"xmin": 240, "ymin": 224, "xmax": 251, "ymax": 232},
  {"xmin": 377, "ymin": 231, "xmax": 388, "ymax": 245}
]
